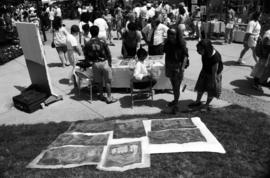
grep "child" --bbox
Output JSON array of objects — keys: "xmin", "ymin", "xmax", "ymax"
[
  {"xmin": 81, "ymin": 23, "xmax": 91, "ymax": 49},
  {"xmin": 66, "ymin": 25, "xmax": 82, "ymax": 84},
  {"xmin": 133, "ymin": 46, "xmax": 157, "ymax": 89}
]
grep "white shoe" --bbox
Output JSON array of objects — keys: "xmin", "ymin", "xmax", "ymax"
[{"xmin": 238, "ymin": 60, "xmax": 246, "ymax": 65}]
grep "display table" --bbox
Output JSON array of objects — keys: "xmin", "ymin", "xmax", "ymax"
[
  {"xmin": 202, "ymin": 21, "xmax": 225, "ymax": 38},
  {"xmin": 233, "ymin": 30, "xmax": 245, "ymax": 43},
  {"xmin": 75, "ymin": 55, "xmax": 172, "ymax": 90}
]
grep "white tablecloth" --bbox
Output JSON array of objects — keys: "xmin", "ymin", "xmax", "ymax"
[
  {"xmin": 76, "ymin": 55, "xmax": 172, "ymax": 90},
  {"xmin": 233, "ymin": 30, "xmax": 245, "ymax": 43}
]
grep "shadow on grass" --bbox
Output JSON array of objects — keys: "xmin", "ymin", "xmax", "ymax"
[
  {"xmin": 1, "ymin": 105, "xmax": 270, "ymax": 178},
  {"xmin": 231, "ymin": 77, "xmax": 270, "ymax": 97}
]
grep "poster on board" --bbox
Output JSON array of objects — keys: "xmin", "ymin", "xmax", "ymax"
[{"xmin": 16, "ymin": 22, "xmax": 62, "ymax": 105}]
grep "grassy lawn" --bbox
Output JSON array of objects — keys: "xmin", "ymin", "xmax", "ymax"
[{"xmin": 0, "ymin": 105, "xmax": 270, "ymax": 178}]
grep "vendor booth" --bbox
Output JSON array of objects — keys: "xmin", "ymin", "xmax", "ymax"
[{"xmin": 75, "ymin": 55, "xmax": 172, "ymax": 90}]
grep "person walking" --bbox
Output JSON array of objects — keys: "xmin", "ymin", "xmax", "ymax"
[
  {"xmin": 52, "ymin": 16, "xmax": 68, "ymax": 67},
  {"xmin": 164, "ymin": 28, "xmax": 189, "ymax": 113},
  {"xmin": 238, "ymin": 11, "xmax": 261, "ymax": 65},
  {"xmin": 84, "ymin": 25, "xmax": 117, "ymax": 104},
  {"xmin": 251, "ymin": 29, "xmax": 270, "ymax": 90},
  {"xmin": 103, "ymin": 8, "xmax": 115, "ymax": 46},
  {"xmin": 66, "ymin": 25, "xmax": 82, "ymax": 84},
  {"xmin": 93, "ymin": 11, "xmax": 108, "ymax": 42},
  {"xmin": 189, "ymin": 39, "xmax": 223, "ymax": 111},
  {"xmin": 224, "ymin": 6, "xmax": 235, "ymax": 44}
]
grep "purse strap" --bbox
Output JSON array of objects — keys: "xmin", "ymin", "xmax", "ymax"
[
  {"xmin": 252, "ymin": 21, "xmax": 258, "ymax": 34},
  {"xmin": 52, "ymin": 29, "xmax": 55, "ymax": 43}
]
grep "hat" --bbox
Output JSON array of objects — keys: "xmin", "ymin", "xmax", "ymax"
[
  {"xmin": 147, "ymin": 3, "xmax": 151, "ymax": 7},
  {"xmin": 179, "ymin": 2, "xmax": 185, "ymax": 7},
  {"xmin": 29, "ymin": 7, "xmax": 35, "ymax": 11}
]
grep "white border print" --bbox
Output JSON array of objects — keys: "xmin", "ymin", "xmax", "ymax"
[
  {"xmin": 143, "ymin": 117, "xmax": 226, "ymax": 154},
  {"xmin": 97, "ymin": 137, "xmax": 150, "ymax": 172}
]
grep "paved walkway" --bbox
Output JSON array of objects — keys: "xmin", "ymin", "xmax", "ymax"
[{"xmin": 0, "ymin": 19, "xmax": 269, "ymax": 125}]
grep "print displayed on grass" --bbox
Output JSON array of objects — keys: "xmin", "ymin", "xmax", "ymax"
[
  {"xmin": 67, "ymin": 120, "xmax": 115, "ymax": 133},
  {"xmin": 97, "ymin": 138, "xmax": 150, "ymax": 171},
  {"xmin": 151, "ymin": 118, "xmax": 196, "ymax": 131},
  {"xmin": 48, "ymin": 132, "xmax": 111, "ymax": 148},
  {"xmin": 143, "ymin": 117, "xmax": 226, "ymax": 154},
  {"xmin": 113, "ymin": 119, "xmax": 146, "ymax": 139},
  {"xmin": 149, "ymin": 128, "xmax": 206, "ymax": 144},
  {"xmin": 27, "ymin": 146, "xmax": 105, "ymax": 169}
]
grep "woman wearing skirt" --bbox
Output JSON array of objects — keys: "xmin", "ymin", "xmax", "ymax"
[{"xmin": 189, "ymin": 39, "xmax": 223, "ymax": 110}]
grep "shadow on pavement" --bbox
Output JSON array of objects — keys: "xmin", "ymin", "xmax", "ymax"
[
  {"xmin": 14, "ymin": 85, "xmax": 27, "ymax": 92},
  {"xmin": 223, "ymin": 61, "xmax": 253, "ymax": 68},
  {"xmin": 59, "ymin": 78, "xmax": 70, "ymax": 85},
  {"xmin": 230, "ymin": 78, "xmax": 270, "ymax": 97},
  {"xmin": 47, "ymin": 63, "xmax": 63, "ymax": 68}
]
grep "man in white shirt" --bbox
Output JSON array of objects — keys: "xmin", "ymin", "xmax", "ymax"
[
  {"xmin": 133, "ymin": 3, "xmax": 141, "ymax": 19},
  {"xmin": 55, "ymin": 6, "xmax": 62, "ymax": 18},
  {"xmin": 142, "ymin": 18, "xmax": 169, "ymax": 55},
  {"xmin": 146, "ymin": 3, "xmax": 155, "ymax": 20},
  {"xmin": 94, "ymin": 11, "xmax": 108, "ymax": 41}
]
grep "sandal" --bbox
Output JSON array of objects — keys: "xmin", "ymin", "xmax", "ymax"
[
  {"xmin": 106, "ymin": 97, "xmax": 118, "ymax": 104},
  {"xmin": 200, "ymin": 105, "xmax": 211, "ymax": 112},
  {"xmin": 188, "ymin": 101, "xmax": 202, "ymax": 108}
]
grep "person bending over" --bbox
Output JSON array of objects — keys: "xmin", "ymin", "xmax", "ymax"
[{"xmin": 189, "ymin": 39, "xmax": 223, "ymax": 111}]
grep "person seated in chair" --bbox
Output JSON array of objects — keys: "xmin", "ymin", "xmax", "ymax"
[{"xmin": 133, "ymin": 46, "xmax": 157, "ymax": 89}]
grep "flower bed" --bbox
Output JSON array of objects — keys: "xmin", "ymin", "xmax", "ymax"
[{"xmin": 0, "ymin": 44, "xmax": 23, "ymax": 65}]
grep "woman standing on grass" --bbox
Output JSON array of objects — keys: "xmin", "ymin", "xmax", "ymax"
[
  {"xmin": 52, "ymin": 16, "xmax": 68, "ymax": 67},
  {"xmin": 251, "ymin": 29, "xmax": 270, "ymax": 91},
  {"xmin": 189, "ymin": 39, "xmax": 223, "ymax": 111},
  {"xmin": 238, "ymin": 11, "xmax": 261, "ymax": 65}
]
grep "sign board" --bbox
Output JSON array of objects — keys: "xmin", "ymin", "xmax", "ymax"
[{"xmin": 16, "ymin": 22, "xmax": 61, "ymax": 105}]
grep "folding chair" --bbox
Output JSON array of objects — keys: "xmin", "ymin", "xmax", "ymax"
[
  {"xmin": 75, "ymin": 70, "xmax": 96, "ymax": 102},
  {"xmin": 130, "ymin": 77, "xmax": 154, "ymax": 108}
]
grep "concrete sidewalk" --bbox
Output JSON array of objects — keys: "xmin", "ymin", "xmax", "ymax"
[
  {"xmin": 0, "ymin": 38, "xmax": 229, "ymax": 126},
  {"xmin": 1, "ymin": 19, "xmax": 270, "ymax": 125}
]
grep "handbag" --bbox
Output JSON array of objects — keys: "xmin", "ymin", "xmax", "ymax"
[
  {"xmin": 247, "ymin": 35, "xmax": 257, "ymax": 48},
  {"xmin": 51, "ymin": 30, "xmax": 55, "ymax": 48}
]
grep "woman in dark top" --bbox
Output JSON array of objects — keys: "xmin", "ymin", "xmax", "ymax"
[
  {"xmin": 189, "ymin": 39, "xmax": 223, "ymax": 110},
  {"xmin": 122, "ymin": 22, "xmax": 141, "ymax": 58},
  {"xmin": 164, "ymin": 28, "xmax": 189, "ymax": 113}
]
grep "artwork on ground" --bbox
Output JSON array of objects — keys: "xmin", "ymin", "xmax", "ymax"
[
  {"xmin": 143, "ymin": 117, "xmax": 226, "ymax": 154},
  {"xmin": 28, "ymin": 117, "xmax": 225, "ymax": 170},
  {"xmin": 113, "ymin": 119, "xmax": 146, "ymax": 139},
  {"xmin": 151, "ymin": 118, "xmax": 196, "ymax": 131},
  {"xmin": 27, "ymin": 146, "xmax": 105, "ymax": 169},
  {"xmin": 48, "ymin": 133, "xmax": 110, "ymax": 148},
  {"xmin": 67, "ymin": 120, "xmax": 115, "ymax": 133},
  {"xmin": 97, "ymin": 139, "xmax": 150, "ymax": 172},
  {"xmin": 148, "ymin": 128, "xmax": 206, "ymax": 144}
]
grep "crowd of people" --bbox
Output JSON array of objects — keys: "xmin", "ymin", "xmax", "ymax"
[{"xmin": 1, "ymin": 1, "xmax": 270, "ymax": 112}]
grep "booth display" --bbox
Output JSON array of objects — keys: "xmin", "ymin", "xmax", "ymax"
[
  {"xmin": 202, "ymin": 20, "xmax": 226, "ymax": 39},
  {"xmin": 75, "ymin": 55, "xmax": 172, "ymax": 90}
]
